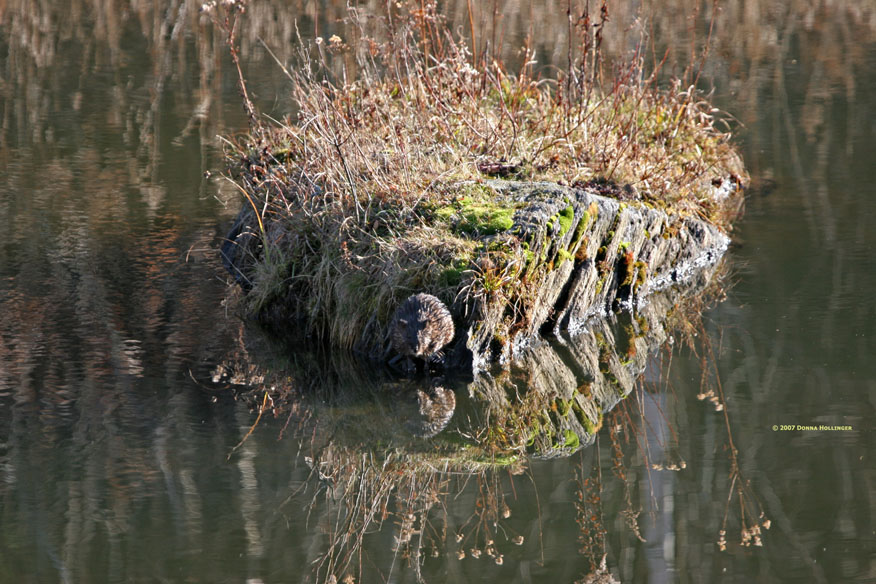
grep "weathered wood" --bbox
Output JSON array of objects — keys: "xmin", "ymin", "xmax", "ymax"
[{"xmin": 456, "ymin": 180, "xmax": 731, "ymax": 369}]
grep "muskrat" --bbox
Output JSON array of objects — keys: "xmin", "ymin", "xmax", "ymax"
[{"xmin": 390, "ymin": 293, "xmax": 455, "ymax": 362}]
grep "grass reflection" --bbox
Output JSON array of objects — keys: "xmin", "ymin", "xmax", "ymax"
[{"xmin": 210, "ymin": 254, "xmax": 730, "ymax": 582}]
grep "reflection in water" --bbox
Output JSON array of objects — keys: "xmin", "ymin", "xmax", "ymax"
[
  {"xmin": 196, "ymin": 261, "xmax": 729, "ymax": 581},
  {"xmin": 0, "ymin": 1, "xmax": 874, "ymax": 583}
]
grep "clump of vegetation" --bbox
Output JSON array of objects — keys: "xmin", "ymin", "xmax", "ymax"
[
  {"xmin": 432, "ymin": 184, "xmax": 519, "ymax": 236},
  {"xmin": 210, "ymin": 0, "xmax": 743, "ymax": 350}
]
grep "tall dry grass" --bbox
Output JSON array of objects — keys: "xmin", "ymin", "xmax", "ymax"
[{"xmin": 212, "ymin": 0, "xmax": 743, "ymax": 348}]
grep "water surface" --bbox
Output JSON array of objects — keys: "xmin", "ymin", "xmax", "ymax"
[{"xmin": 0, "ymin": 1, "xmax": 873, "ymax": 583}]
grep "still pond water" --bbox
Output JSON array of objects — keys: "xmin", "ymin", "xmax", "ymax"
[{"xmin": 0, "ymin": 1, "xmax": 873, "ymax": 582}]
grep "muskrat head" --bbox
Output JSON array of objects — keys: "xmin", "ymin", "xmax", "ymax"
[{"xmin": 396, "ymin": 317, "xmax": 425, "ymax": 356}]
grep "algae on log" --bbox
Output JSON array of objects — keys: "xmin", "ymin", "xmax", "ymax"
[{"xmin": 222, "ymin": 178, "xmax": 737, "ymax": 372}]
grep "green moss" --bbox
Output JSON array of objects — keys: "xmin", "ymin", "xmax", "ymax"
[
  {"xmin": 434, "ymin": 205, "xmax": 456, "ymax": 222},
  {"xmin": 633, "ymin": 260, "xmax": 648, "ymax": 293},
  {"xmin": 557, "ymin": 399, "xmax": 572, "ymax": 417},
  {"xmin": 563, "ymin": 430, "xmax": 580, "ymax": 449},
  {"xmin": 557, "ymin": 204, "xmax": 575, "ymax": 238},
  {"xmin": 465, "ymin": 452, "xmax": 520, "ymax": 466},
  {"xmin": 559, "ymin": 207, "xmax": 590, "ymax": 266},
  {"xmin": 563, "ymin": 204, "xmax": 593, "ymax": 258},
  {"xmin": 579, "ymin": 410, "xmax": 595, "ymax": 434},
  {"xmin": 458, "ymin": 203, "xmax": 515, "ymax": 234},
  {"xmin": 439, "ymin": 266, "xmax": 466, "ymax": 287},
  {"xmin": 577, "ymin": 210, "xmax": 591, "ymax": 233},
  {"xmin": 436, "ymin": 186, "xmax": 518, "ymax": 236},
  {"xmin": 541, "ymin": 235, "xmax": 552, "ymax": 261},
  {"xmin": 485, "ymin": 239, "xmax": 513, "ymax": 254},
  {"xmin": 435, "ymin": 431, "xmax": 473, "ymax": 448},
  {"xmin": 556, "ymin": 247, "xmax": 573, "ymax": 267},
  {"xmin": 584, "ymin": 412, "xmax": 603, "ymax": 435}
]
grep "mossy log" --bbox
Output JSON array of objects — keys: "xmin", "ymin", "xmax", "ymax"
[
  {"xmin": 222, "ymin": 178, "xmax": 737, "ymax": 373},
  {"xmin": 451, "ymin": 180, "xmax": 733, "ymax": 370}
]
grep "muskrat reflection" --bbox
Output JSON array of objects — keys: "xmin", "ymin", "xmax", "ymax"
[{"xmin": 403, "ymin": 385, "xmax": 457, "ymax": 438}]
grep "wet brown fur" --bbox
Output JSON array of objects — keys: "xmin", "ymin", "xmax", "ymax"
[{"xmin": 390, "ymin": 293, "xmax": 454, "ymax": 361}]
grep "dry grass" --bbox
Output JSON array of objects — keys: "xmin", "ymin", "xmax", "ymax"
[{"xmin": 209, "ymin": 0, "xmax": 744, "ymax": 346}]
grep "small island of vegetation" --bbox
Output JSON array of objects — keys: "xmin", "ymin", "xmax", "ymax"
[{"xmin": 213, "ymin": 0, "xmax": 747, "ymax": 370}]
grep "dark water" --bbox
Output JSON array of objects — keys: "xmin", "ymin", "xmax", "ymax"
[{"xmin": 0, "ymin": 1, "xmax": 873, "ymax": 583}]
